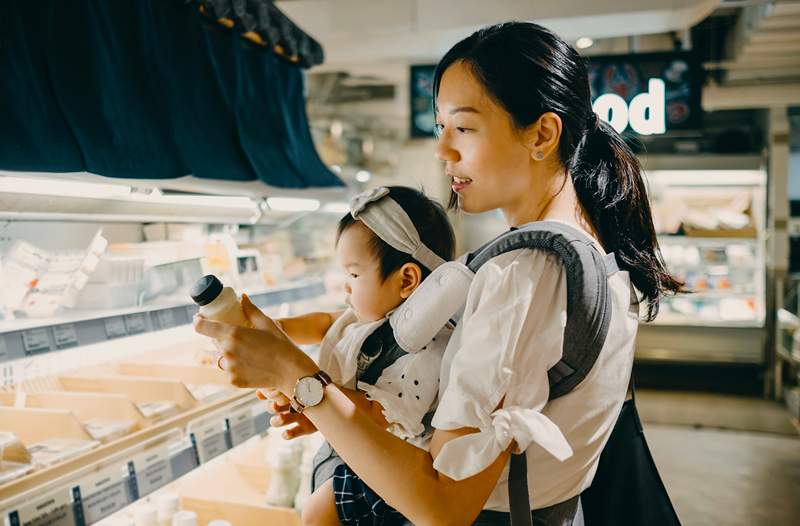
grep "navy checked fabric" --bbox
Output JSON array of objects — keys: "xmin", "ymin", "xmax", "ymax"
[{"xmin": 332, "ymin": 464, "xmax": 409, "ymax": 526}]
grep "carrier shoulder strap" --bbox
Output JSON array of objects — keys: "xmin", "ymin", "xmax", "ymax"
[
  {"xmin": 467, "ymin": 220, "xmax": 618, "ymax": 400},
  {"xmin": 469, "ymin": 222, "xmax": 618, "ymax": 525}
]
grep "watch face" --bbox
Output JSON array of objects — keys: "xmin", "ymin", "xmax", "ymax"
[{"xmin": 295, "ymin": 377, "xmax": 324, "ymax": 407}]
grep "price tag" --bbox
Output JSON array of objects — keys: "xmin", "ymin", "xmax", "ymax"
[
  {"xmin": 0, "ymin": 336, "xmax": 9, "ymax": 361},
  {"xmin": 6, "ymin": 487, "xmax": 77, "ymax": 526},
  {"xmin": 155, "ymin": 309, "xmax": 175, "ymax": 330},
  {"xmin": 190, "ymin": 419, "xmax": 229, "ymax": 463},
  {"xmin": 227, "ymin": 406, "xmax": 258, "ymax": 447},
  {"xmin": 22, "ymin": 328, "xmax": 51, "ymax": 354},
  {"xmin": 103, "ymin": 317, "xmax": 127, "ymax": 339},
  {"xmin": 76, "ymin": 464, "xmax": 133, "ymax": 524},
  {"xmin": 132, "ymin": 446, "xmax": 173, "ymax": 497},
  {"xmin": 53, "ymin": 324, "xmax": 79, "ymax": 349},
  {"xmin": 124, "ymin": 313, "xmax": 147, "ymax": 335}
]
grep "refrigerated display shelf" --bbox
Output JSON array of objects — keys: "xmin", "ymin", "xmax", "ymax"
[{"xmin": 0, "ymin": 278, "xmax": 326, "ymax": 363}]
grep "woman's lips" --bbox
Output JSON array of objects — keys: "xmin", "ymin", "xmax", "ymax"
[{"xmin": 450, "ymin": 175, "xmax": 472, "ymax": 193}]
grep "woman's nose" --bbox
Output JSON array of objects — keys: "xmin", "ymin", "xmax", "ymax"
[{"xmin": 435, "ymin": 135, "xmax": 460, "ymax": 163}]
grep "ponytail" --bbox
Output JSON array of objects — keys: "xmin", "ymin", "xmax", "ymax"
[{"xmin": 570, "ymin": 116, "xmax": 683, "ymax": 320}]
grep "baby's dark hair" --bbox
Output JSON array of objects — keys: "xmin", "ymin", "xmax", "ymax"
[{"xmin": 336, "ymin": 186, "xmax": 455, "ymax": 281}]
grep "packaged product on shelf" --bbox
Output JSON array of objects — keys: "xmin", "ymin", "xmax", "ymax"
[
  {"xmin": 0, "ymin": 432, "xmax": 34, "ymax": 483},
  {"xmin": 171, "ymin": 510, "xmax": 198, "ymax": 526},
  {"xmin": 207, "ymin": 521, "xmax": 232, "ymax": 526},
  {"xmin": 156, "ymin": 492, "xmax": 181, "ymax": 526},
  {"xmin": 27, "ymin": 437, "xmax": 100, "ymax": 468},
  {"xmin": 83, "ymin": 417, "xmax": 137, "ymax": 443},
  {"xmin": 135, "ymin": 505, "xmax": 159, "ymax": 526},
  {"xmin": 137, "ymin": 400, "xmax": 180, "ymax": 422},
  {"xmin": 186, "ymin": 383, "xmax": 234, "ymax": 404},
  {"xmin": 264, "ymin": 427, "xmax": 304, "ymax": 508}
]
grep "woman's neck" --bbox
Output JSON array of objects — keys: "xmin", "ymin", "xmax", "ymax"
[{"xmin": 502, "ymin": 170, "xmax": 601, "ymax": 243}]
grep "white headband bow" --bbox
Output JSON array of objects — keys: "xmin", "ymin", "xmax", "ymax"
[{"xmin": 349, "ymin": 187, "xmax": 446, "ymax": 272}]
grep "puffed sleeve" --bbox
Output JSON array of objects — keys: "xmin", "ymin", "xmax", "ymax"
[
  {"xmin": 431, "ymin": 250, "xmax": 574, "ymax": 480},
  {"xmin": 357, "ymin": 329, "xmax": 448, "ymax": 440}
]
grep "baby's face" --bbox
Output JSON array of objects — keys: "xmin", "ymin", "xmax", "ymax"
[{"xmin": 336, "ymin": 222, "xmax": 405, "ymax": 322}]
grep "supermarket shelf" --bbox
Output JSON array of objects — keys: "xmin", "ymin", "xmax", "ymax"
[
  {"xmin": 0, "ymin": 390, "xmax": 257, "ymax": 501},
  {"xmin": 0, "ymin": 279, "xmax": 326, "ymax": 363},
  {"xmin": 649, "ymin": 317, "xmax": 765, "ymax": 329},
  {"xmin": 637, "ymin": 323, "xmax": 765, "ymax": 365}
]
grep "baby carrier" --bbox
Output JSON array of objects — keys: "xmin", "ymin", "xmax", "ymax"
[{"xmin": 388, "ymin": 220, "xmax": 681, "ymax": 526}]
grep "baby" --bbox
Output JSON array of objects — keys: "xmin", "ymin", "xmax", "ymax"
[{"xmin": 274, "ymin": 186, "xmax": 456, "ymax": 526}]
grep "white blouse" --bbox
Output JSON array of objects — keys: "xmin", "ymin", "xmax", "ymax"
[
  {"xmin": 431, "ymin": 245, "xmax": 639, "ymax": 511},
  {"xmin": 318, "ymin": 308, "xmax": 449, "ymax": 449}
]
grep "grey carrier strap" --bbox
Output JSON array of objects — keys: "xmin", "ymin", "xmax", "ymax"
[{"xmin": 464, "ymin": 221, "xmax": 618, "ymax": 526}]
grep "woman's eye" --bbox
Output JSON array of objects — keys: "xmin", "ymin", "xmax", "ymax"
[
  {"xmin": 456, "ymin": 127, "xmax": 471, "ymax": 133},
  {"xmin": 350, "ymin": 273, "xmax": 359, "ymax": 279},
  {"xmin": 433, "ymin": 123, "xmax": 444, "ymax": 137}
]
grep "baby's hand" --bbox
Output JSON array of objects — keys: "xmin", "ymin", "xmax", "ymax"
[{"xmin": 257, "ymin": 388, "xmax": 318, "ymax": 440}]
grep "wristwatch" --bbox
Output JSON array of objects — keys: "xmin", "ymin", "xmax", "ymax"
[{"xmin": 290, "ymin": 370, "xmax": 332, "ymax": 413}]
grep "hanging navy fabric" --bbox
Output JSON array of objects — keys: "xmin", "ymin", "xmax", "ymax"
[{"xmin": 0, "ymin": 0, "xmax": 341, "ymax": 189}]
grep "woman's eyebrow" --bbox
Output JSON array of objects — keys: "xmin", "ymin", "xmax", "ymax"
[{"xmin": 450, "ymin": 106, "xmax": 480, "ymax": 115}]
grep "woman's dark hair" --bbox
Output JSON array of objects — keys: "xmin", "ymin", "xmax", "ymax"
[
  {"xmin": 337, "ymin": 186, "xmax": 455, "ymax": 281},
  {"xmin": 432, "ymin": 21, "xmax": 682, "ymax": 320}
]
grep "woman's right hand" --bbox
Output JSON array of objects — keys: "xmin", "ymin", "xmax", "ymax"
[{"xmin": 257, "ymin": 388, "xmax": 318, "ymax": 439}]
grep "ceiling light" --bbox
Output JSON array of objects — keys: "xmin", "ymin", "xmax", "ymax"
[
  {"xmin": 356, "ymin": 170, "xmax": 371, "ymax": 183},
  {"xmin": 0, "ymin": 176, "xmax": 132, "ymax": 198},
  {"xmin": 576, "ymin": 37, "xmax": 594, "ymax": 49},
  {"xmin": 266, "ymin": 197, "xmax": 320, "ymax": 212}
]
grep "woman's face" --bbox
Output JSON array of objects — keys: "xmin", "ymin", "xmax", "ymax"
[{"xmin": 434, "ymin": 61, "xmax": 540, "ymax": 223}]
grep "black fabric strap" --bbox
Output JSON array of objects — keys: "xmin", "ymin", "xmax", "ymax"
[{"xmin": 509, "ymin": 454, "xmax": 533, "ymax": 526}]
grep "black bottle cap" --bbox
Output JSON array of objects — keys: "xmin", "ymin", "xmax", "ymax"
[{"xmin": 190, "ymin": 275, "xmax": 224, "ymax": 306}]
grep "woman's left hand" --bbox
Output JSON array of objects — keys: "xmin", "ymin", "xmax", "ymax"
[{"xmin": 193, "ymin": 294, "xmax": 317, "ymax": 394}]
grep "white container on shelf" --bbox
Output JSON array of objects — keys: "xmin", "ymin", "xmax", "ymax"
[
  {"xmin": 135, "ymin": 505, "xmax": 158, "ymax": 526},
  {"xmin": 171, "ymin": 510, "xmax": 198, "ymax": 526},
  {"xmin": 156, "ymin": 492, "xmax": 181, "ymax": 526}
]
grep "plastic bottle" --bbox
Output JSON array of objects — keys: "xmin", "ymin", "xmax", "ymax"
[
  {"xmin": 190, "ymin": 275, "xmax": 251, "ymax": 328},
  {"xmin": 156, "ymin": 492, "xmax": 181, "ymax": 526},
  {"xmin": 134, "ymin": 505, "xmax": 158, "ymax": 526},
  {"xmin": 171, "ymin": 510, "xmax": 197, "ymax": 526}
]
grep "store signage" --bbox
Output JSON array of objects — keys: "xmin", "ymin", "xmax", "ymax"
[
  {"xmin": 132, "ymin": 446, "xmax": 174, "ymax": 498},
  {"xmin": 6, "ymin": 487, "xmax": 77, "ymax": 526},
  {"xmin": 21, "ymin": 328, "xmax": 51, "ymax": 354},
  {"xmin": 587, "ymin": 51, "xmax": 701, "ymax": 135},
  {"xmin": 74, "ymin": 464, "xmax": 134, "ymax": 524},
  {"xmin": 53, "ymin": 324, "xmax": 79, "ymax": 349},
  {"xmin": 593, "ymin": 78, "xmax": 665, "ymax": 135},
  {"xmin": 189, "ymin": 419, "xmax": 230, "ymax": 463},
  {"xmin": 103, "ymin": 317, "xmax": 127, "ymax": 339},
  {"xmin": 410, "ymin": 51, "xmax": 699, "ymax": 138}
]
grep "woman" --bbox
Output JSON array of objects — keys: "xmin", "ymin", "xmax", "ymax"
[{"xmin": 195, "ymin": 22, "xmax": 681, "ymax": 525}]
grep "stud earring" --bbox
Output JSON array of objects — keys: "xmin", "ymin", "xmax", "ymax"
[{"xmin": 533, "ymin": 151, "xmax": 545, "ymax": 161}]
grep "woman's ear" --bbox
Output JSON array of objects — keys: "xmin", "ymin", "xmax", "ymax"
[
  {"xmin": 524, "ymin": 111, "xmax": 563, "ymax": 161},
  {"xmin": 398, "ymin": 263, "xmax": 422, "ymax": 299}
]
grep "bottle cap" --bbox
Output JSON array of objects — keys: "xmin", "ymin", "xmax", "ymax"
[
  {"xmin": 134, "ymin": 505, "xmax": 158, "ymax": 526},
  {"xmin": 171, "ymin": 511, "xmax": 197, "ymax": 526},
  {"xmin": 156, "ymin": 492, "xmax": 181, "ymax": 518},
  {"xmin": 190, "ymin": 275, "xmax": 223, "ymax": 306}
]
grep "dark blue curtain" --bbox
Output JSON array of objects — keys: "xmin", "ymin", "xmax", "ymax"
[{"xmin": 0, "ymin": 0, "xmax": 341, "ymax": 189}]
